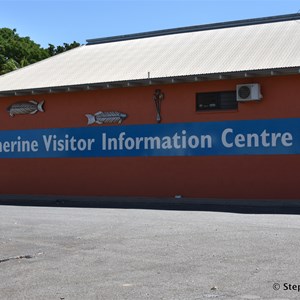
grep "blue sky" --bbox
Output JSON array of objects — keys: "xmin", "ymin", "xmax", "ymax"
[{"xmin": 1, "ymin": 0, "xmax": 299, "ymax": 48}]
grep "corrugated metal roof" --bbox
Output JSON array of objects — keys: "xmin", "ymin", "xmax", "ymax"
[{"xmin": 0, "ymin": 14, "xmax": 300, "ymax": 96}]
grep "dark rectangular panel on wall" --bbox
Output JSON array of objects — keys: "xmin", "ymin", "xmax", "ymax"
[{"xmin": 196, "ymin": 91, "xmax": 237, "ymax": 111}]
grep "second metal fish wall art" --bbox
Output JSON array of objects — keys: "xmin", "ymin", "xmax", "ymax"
[
  {"xmin": 7, "ymin": 100, "xmax": 45, "ymax": 117},
  {"xmin": 86, "ymin": 111, "xmax": 127, "ymax": 125}
]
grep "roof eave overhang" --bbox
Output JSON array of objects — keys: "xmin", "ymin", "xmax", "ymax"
[{"xmin": 0, "ymin": 67, "xmax": 299, "ymax": 97}]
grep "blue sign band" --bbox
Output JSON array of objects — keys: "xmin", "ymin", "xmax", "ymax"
[{"xmin": 0, "ymin": 118, "xmax": 299, "ymax": 158}]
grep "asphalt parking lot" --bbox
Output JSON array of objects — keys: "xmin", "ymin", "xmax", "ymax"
[{"xmin": 1, "ymin": 203, "xmax": 300, "ymax": 300}]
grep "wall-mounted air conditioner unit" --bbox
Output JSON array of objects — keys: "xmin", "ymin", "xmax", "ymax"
[{"xmin": 236, "ymin": 84, "xmax": 262, "ymax": 101}]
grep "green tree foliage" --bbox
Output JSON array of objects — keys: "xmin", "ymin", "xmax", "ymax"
[
  {"xmin": 0, "ymin": 28, "xmax": 80, "ymax": 75},
  {"xmin": 47, "ymin": 41, "xmax": 80, "ymax": 56}
]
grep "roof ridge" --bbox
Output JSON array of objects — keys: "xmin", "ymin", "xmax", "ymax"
[{"xmin": 86, "ymin": 13, "xmax": 300, "ymax": 45}]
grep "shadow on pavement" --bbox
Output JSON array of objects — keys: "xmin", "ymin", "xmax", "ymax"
[{"xmin": 1, "ymin": 195, "xmax": 300, "ymax": 215}]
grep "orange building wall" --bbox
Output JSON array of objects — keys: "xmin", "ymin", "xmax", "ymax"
[{"xmin": 1, "ymin": 74, "xmax": 300, "ymax": 199}]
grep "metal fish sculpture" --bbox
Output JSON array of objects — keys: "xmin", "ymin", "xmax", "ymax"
[
  {"xmin": 86, "ymin": 111, "xmax": 127, "ymax": 125},
  {"xmin": 7, "ymin": 100, "xmax": 44, "ymax": 117}
]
